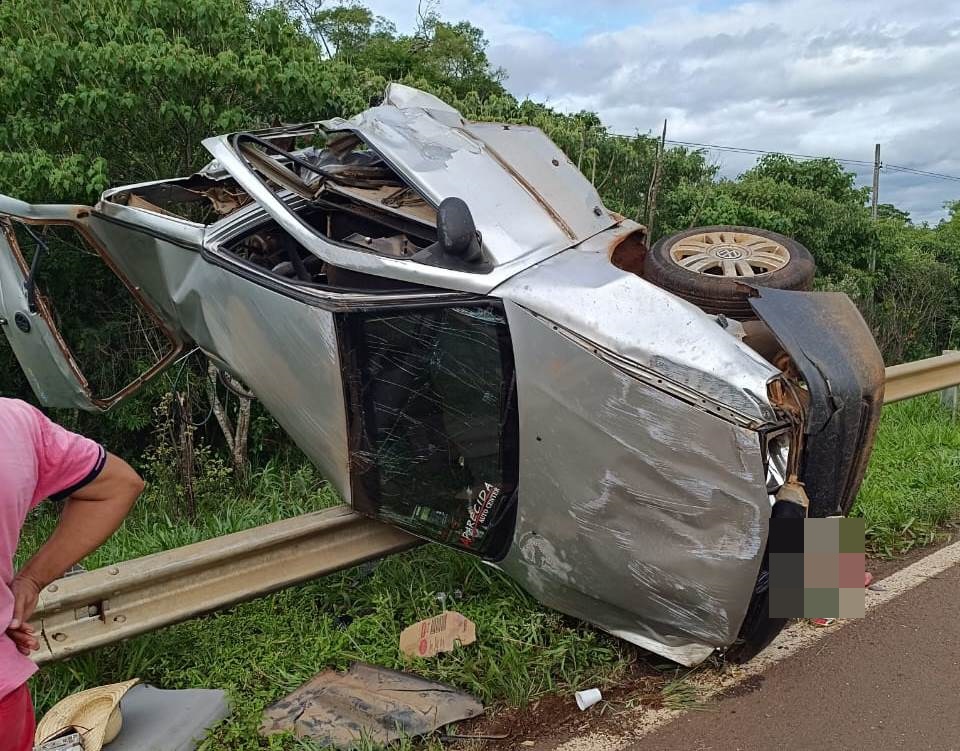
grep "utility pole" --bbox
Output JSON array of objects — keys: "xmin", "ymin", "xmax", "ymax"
[
  {"xmin": 871, "ymin": 143, "xmax": 881, "ymax": 221},
  {"xmin": 870, "ymin": 143, "xmax": 880, "ymax": 275},
  {"xmin": 646, "ymin": 119, "xmax": 667, "ymax": 238}
]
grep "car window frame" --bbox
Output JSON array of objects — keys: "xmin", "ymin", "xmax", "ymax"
[{"xmin": 335, "ymin": 297, "xmax": 520, "ymax": 560}]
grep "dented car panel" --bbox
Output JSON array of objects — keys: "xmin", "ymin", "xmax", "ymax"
[
  {"xmin": 71, "ymin": 212, "xmax": 356, "ymax": 499},
  {"xmin": 495, "ymin": 227, "xmax": 783, "ymax": 425},
  {"xmin": 499, "ymin": 303, "xmax": 770, "ymax": 665},
  {"xmin": 0, "ymin": 84, "xmax": 883, "ymax": 665},
  {"xmin": 493, "ymin": 242, "xmax": 785, "ymax": 663},
  {"xmin": 316, "ymin": 109, "xmax": 615, "ymax": 261}
]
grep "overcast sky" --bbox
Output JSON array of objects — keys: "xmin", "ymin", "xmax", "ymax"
[{"xmin": 361, "ymin": 0, "xmax": 960, "ymax": 224}]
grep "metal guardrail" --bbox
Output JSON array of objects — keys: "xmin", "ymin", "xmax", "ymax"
[
  {"xmin": 28, "ymin": 351, "xmax": 960, "ymax": 663},
  {"xmin": 883, "ymin": 351, "xmax": 960, "ymax": 404},
  {"xmin": 29, "ymin": 506, "xmax": 420, "ymax": 664}
]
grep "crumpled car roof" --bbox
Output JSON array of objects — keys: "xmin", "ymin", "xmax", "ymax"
[{"xmin": 317, "ymin": 83, "xmax": 617, "ymax": 268}]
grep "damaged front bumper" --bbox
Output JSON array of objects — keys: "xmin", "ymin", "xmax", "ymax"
[{"xmin": 750, "ymin": 287, "xmax": 885, "ymax": 517}]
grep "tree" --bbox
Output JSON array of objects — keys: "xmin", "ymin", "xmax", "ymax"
[
  {"xmin": 877, "ymin": 203, "xmax": 911, "ymax": 224},
  {"xmin": 0, "ymin": 0, "xmax": 381, "ymax": 204}
]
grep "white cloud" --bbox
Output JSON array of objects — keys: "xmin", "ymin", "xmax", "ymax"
[{"xmin": 361, "ymin": 0, "xmax": 960, "ymax": 222}]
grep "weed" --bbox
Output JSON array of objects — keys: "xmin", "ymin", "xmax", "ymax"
[
  {"xmin": 660, "ymin": 677, "xmax": 703, "ymax": 711},
  {"xmin": 852, "ymin": 396, "xmax": 960, "ymax": 557}
]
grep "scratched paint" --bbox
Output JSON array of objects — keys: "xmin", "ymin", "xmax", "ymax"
[{"xmin": 500, "ymin": 302, "xmax": 771, "ymax": 663}]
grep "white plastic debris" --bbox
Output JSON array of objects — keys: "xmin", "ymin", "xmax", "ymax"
[{"xmin": 575, "ymin": 688, "xmax": 602, "ymax": 711}]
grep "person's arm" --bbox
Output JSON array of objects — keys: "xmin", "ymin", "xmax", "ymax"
[{"xmin": 8, "ymin": 452, "xmax": 144, "ymax": 631}]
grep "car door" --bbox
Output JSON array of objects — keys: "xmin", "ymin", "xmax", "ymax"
[{"xmin": 0, "ymin": 195, "xmax": 184, "ymax": 410}]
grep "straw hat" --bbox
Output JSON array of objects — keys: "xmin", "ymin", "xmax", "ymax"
[{"xmin": 35, "ymin": 679, "xmax": 139, "ymax": 751}]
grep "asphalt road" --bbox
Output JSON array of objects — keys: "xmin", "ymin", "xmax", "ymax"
[{"xmin": 628, "ymin": 563, "xmax": 960, "ymax": 751}]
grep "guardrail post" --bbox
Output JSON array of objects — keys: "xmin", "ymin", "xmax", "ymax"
[{"xmin": 941, "ymin": 351, "xmax": 960, "ymax": 421}]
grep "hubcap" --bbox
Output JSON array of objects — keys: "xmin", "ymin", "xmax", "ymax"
[{"xmin": 669, "ymin": 231, "xmax": 790, "ymax": 277}]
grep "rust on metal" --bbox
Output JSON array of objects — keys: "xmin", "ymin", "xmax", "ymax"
[
  {"xmin": 29, "ymin": 506, "xmax": 420, "ymax": 664},
  {"xmin": 608, "ymin": 225, "xmax": 648, "ymax": 276},
  {"xmin": 0, "ymin": 214, "xmax": 184, "ymax": 408}
]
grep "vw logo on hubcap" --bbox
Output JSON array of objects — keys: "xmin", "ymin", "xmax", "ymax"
[{"xmin": 713, "ymin": 245, "xmax": 745, "ymax": 260}]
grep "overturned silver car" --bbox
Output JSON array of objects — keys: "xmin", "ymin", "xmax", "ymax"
[{"xmin": 0, "ymin": 84, "xmax": 884, "ymax": 665}]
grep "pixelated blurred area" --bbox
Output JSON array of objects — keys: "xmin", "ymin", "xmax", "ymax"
[{"xmin": 768, "ymin": 517, "xmax": 865, "ymax": 619}]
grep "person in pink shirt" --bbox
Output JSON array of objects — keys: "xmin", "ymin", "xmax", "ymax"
[{"xmin": 0, "ymin": 398, "xmax": 144, "ymax": 751}]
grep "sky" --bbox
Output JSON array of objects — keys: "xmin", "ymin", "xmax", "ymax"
[{"xmin": 360, "ymin": 0, "xmax": 960, "ymax": 224}]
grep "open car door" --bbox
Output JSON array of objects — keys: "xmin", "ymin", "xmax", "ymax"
[{"xmin": 0, "ymin": 196, "xmax": 183, "ymax": 410}]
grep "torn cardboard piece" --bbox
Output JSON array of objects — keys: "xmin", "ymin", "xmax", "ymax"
[
  {"xmin": 259, "ymin": 662, "xmax": 482, "ymax": 749},
  {"xmin": 399, "ymin": 610, "xmax": 477, "ymax": 658}
]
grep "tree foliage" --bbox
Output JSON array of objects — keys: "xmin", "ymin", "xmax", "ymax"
[
  {"xmin": 0, "ymin": 0, "xmax": 381, "ymax": 203},
  {"xmin": 0, "ymin": 0, "xmax": 957, "ymax": 461}
]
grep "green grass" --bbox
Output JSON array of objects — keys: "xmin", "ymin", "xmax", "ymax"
[
  {"xmin": 19, "ymin": 459, "xmax": 633, "ymax": 750},
  {"xmin": 17, "ymin": 397, "xmax": 960, "ymax": 748},
  {"xmin": 659, "ymin": 675, "xmax": 704, "ymax": 711},
  {"xmin": 852, "ymin": 395, "xmax": 960, "ymax": 557}
]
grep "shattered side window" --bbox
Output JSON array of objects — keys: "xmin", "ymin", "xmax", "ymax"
[{"xmin": 341, "ymin": 303, "xmax": 518, "ymax": 559}]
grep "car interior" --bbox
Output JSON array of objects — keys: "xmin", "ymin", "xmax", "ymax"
[{"xmin": 107, "ymin": 129, "xmax": 493, "ymax": 290}]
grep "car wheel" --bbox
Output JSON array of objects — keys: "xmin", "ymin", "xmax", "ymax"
[
  {"xmin": 644, "ymin": 226, "xmax": 815, "ymax": 319},
  {"xmin": 725, "ymin": 498, "xmax": 805, "ymax": 662},
  {"xmin": 724, "ymin": 565, "xmax": 787, "ymax": 663}
]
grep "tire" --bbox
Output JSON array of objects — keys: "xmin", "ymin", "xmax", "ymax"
[
  {"xmin": 724, "ymin": 499, "xmax": 805, "ymax": 662},
  {"xmin": 724, "ymin": 565, "xmax": 787, "ymax": 663},
  {"xmin": 644, "ymin": 226, "xmax": 815, "ymax": 319}
]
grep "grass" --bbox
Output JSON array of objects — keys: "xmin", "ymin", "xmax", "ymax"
[
  {"xmin": 659, "ymin": 676, "xmax": 704, "ymax": 711},
  {"xmin": 17, "ymin": 396, "xmax": 960, "ymax": 748},
  {"xmin": 19, "ymin": 459, "xmax": 634, "ymax": 750},
  {"xmin": 852, "ymin": 395, "xmax": 960, "ymax": 557}
]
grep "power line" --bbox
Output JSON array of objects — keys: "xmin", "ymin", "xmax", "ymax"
[
  {"xmin": 666, "ymin": 138, "xmax": 875, "ymax": 167},
  {"xmin": 883, "ymin": 164, "xmax": 960, "ymax": 183},
  {"xmin": 611, "ymin": 132, "xmax": 960, "ymax": 183}
]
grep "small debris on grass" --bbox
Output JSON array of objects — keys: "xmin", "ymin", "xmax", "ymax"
[
  {"xmin": 574, "ymin": 688, "xmax": 602, "ymax": 711},
  {"xmin": 399, "ymin": 610, "xmax": 476, "ymax": 658}
]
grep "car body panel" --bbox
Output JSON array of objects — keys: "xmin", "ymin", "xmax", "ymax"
[
  {"xmin": 319, "ymin": 84, "xmax": 615, "ymax": 262},
  {"xmin": 494, "ymin": 227, "xmax": 783, "ymax": 425},
  {"xmin": 499, "ymin": 302, "xmax": 770, "ymax": 665},
  {"xmin": 80, "ymin": 210, "xmax": 355, "ymax": 499},
  {"xmin": 749, "ymin": 288, "xmax": 885, "ymax": 516},
  {"xmin": 0, "ymin": 215, "xmax": 94, "ymax": 409},
  {"xmin": 0, "ymin": 196, "xmax": 184, "ymax": 410}
]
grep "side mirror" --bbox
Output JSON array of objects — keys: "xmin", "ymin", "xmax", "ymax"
[{"xmin": 437, "ymin": 197, "xmax": 483, "ymax": 264}]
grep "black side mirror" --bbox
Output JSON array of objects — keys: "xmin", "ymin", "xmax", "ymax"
[{"xmin": 437, "ymin": 197, "xmax": 483, "ymax": 264}]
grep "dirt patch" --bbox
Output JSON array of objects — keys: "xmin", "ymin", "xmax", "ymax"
[
  {"xmin": 718, "ymin": 673, "xmax": 764, "ymax": 699},
  {"xmin": 447, "ymin": 660, "xmax": 669, "ymax": 750}
]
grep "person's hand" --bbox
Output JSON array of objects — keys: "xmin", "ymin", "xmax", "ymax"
[
  {"xmin": 6, "ymin": 624, "xmax": 39, "ymax": 655},
  {"xmin": 8, "ymin": 574, "xmax": 42, "ymax": 630}
]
